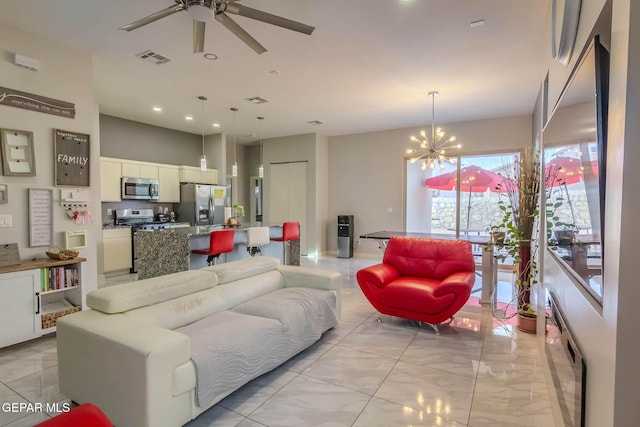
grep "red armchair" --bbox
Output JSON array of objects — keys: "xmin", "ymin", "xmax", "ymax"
[
  {"xmin": 356, "ymin": 236, "xmax": 475, "ymax": 333},
  {"xmin": 33, "ymin": 403, "xmax": 112, "ymax": 426}
]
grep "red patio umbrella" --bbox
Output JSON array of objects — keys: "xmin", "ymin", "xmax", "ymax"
[
  {"xmin": 425, "ymin": 165, "xmax": 514, "ymax": 193},
  {"xmin": 425, "ymin": 165, "xmax": 515, "ymax": 229},
  {"xmin": 545, "ymin": 156, "xmax": 598, "ymax": 187},
  {"xmin": 544, "ymin": 155, "xmax": 598, "ymax": 226}
]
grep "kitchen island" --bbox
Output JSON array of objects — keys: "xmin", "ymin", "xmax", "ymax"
[{"xmin": 134, "ymin": 223, "xmax": 299, "ymax": 279}]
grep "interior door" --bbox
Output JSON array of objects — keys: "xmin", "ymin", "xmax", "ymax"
[{"xmin": 269, "ymin": 162, "xmax": 308, "ymax": 255}]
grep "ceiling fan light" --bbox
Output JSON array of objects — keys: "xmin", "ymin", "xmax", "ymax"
[{"xmin": 186, "ymin": 2, "xmax": 215, "ymax": 22}]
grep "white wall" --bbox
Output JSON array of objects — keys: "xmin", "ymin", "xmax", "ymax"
[
  {"xmin": 540, "ymin": 0, "xmax": 640, "ymax": 425},
  {"xmin": 327, "ymin": 115, "xmax": 532, "ymax": 255},
  {"xmin": 0, "ymin": 22, "xmax": 99, "ymax": 304}
]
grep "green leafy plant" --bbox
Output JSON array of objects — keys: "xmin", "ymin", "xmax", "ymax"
[
  {"xmin": 232, "ymin": 204, "xmax": 245, "ymax": 218},
  {"xmin": 489, "ymin": 148, "xmax": 580, "ymax": 317},
  {"xmin": 488, "ymin": 147, "xmax": 541, "ymax": 316},
  {"xmin": 545, "ymin": 186, "xmax": 579, "ymax": 246}
]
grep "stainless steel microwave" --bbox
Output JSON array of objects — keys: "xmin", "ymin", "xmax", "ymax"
[{"xmin": 121, "ymin": 177, "xmax": 159, "ymax": 200}]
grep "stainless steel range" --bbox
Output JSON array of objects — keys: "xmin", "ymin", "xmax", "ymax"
[{"xmin": 115, "ymin": 209, "xmax": 170, "ymax": 273}]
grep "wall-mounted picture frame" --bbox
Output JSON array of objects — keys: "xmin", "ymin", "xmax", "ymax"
[
  {"xmin": 28, "ymin": 188, "xmax": 53, "ymax": 247},
  {"xmin": 1, "ymin": 128, "xmax": 36, "ymax": 177},
  {"xmin": 54, "ymin": 129, "xmax": 90, "ymax": 187}
]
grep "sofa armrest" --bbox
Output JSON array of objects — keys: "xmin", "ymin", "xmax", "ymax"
[
  {"xmin": 356, "ymin": 263, "xmax": 399, "ymax": 289},
  {"xmin": 279, "ymin": 265, "xmax": 342, "ymax": 318},
  {"xmin": 433, "ymin": 271, "xmax": 476, "ymax": 298},
  {"xmin": 56, "ymin": 310, "xmax": 192, "ymax": 427}
]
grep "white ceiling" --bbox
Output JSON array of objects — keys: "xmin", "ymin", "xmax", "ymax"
[{"xmin": 0, "ymin": 0, "xmax": 548, "ymax": 142}]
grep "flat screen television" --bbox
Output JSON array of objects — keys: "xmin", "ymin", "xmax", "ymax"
[{"xmin": 543, "ymin": 35, "xmax": 609, "ymax": 304}]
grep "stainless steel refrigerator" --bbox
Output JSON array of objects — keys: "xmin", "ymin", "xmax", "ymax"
[{"xmin": 178, "ymin": 183, "xmax": 229, "ymax": 226}]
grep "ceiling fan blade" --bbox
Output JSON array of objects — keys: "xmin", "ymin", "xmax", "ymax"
[
  {"xmin": 193, "ymin": 20, "xmax": 206, "ymax": 53},
  {"xmin": 119, "ymin": 4, "xmax": 184, "ymax": 31},
  {"xmin": 215, "ymin": 13, "xmax": 267, "ymax": 55},
  {"xmin": 226, "ymin": 4, "xmax": 315, "ymax": 35}
]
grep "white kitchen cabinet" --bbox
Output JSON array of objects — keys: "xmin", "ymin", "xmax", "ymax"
[
  {"xmin": 180, "ymin": 166, "xmax": 218, "ymax": 184},
  {"xmin": 103, "ymin": 228, "xmax": 132, "ymax": 273},
  {"xmin": 100, "ymin": 158, "xmax": 122, "ymax": 202},
  {"xmin": 121, "ymin": 161, "xmax": 159, "ymax": 179},
  {"xmin": 202, "ymin": 168, "xmax": 218, "ymax": 184},
  {"xmin": 158, "ymin": 166, "xmax": 180, "ymax": 202},
  {"xmin": 0, "ymin": 258, "xmax": 86, "ymax": 348}
]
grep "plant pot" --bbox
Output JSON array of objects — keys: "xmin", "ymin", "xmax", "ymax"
[{"xmin": 517, "ymin": 313, "xmax": 537, "ymax": 334}]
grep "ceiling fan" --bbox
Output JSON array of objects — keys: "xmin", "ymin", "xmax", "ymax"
[{"xmin": 119, "ymin": 0, "xmax": 315, "ymax": 55}]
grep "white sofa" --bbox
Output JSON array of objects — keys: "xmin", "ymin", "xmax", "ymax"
[{"xmin": 56, "ymin": 257, "xmax": 341, "ymax": 427}]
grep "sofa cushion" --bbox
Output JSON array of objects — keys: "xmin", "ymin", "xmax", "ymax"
[
  {"xmin": 383, "ymin": 237, "xmax": 475, "ymax": 280},
  {"xmin": 383, "ymin": 277, "xmax": 456, "ymax": 315},
  {"xmin": 232, "ymin": 287, "xmax": 338, "ymax": 353},
  {"xmin": 123, "ymin": 286, "xmax": 230, "ymax": 330},
  {"xmin": 175, "ymin": 310, "xmax": 285, "ymax": 407},
  {"xmin": 202, "ymin": 256, "xmax": 280, "ymax": 285},
  {"xmin": 122, "ymin": 269, "xmax": 285, "ymax": 330},
  {"xmin": 87, "ymin": 270, "xmax": 219, "ymax": 314}
]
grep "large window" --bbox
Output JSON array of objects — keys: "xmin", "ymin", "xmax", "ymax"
[{"xmin": 406, "ymin": 152, "xmax": 519, "ymax": 236}]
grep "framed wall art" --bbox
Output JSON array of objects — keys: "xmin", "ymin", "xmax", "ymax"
[
  {"xmin": 1, "ymin": 128, "xmax": 36, "ymax": 177},
  {"xmin": 54, "ymin": 129, "xmax": 90, "ymax": 187},
  {"xmin": 28, "ymin": 188, "xmax": 53, "ymax": 247}
]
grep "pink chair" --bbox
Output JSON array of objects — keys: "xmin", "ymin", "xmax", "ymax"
[
  {"xmin": 270, "ymin": 221, "xmax": 300, "ymax": 264},
  {"xmin": 191, "ymin": 228, "xmax": 235, "ymax": 265},
  {"xmin": 33, "ymin": 403, "xmax": 112, "ymax": 426}
]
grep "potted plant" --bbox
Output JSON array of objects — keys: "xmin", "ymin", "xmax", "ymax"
[
  {"xmin": 490, "ymin": 147, "xmax": 541, "ymax": 333},
  {"xmin": 227, "ymin": 204, "xmax": 245, "ymax": 226}
]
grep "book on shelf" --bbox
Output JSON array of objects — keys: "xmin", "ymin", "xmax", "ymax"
[{"xmin": 40, "ymin": 266, "xmax": 78, "ymax": 292}]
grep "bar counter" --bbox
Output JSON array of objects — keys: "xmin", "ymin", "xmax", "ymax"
[{"xmin": 134, "ymin": 223, "xmax": 300, "ymax": 280}]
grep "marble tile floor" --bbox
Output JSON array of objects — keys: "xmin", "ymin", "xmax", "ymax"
[{"xmin": 0, "ymin": 257, "xmax": 556, "ymax": 427}]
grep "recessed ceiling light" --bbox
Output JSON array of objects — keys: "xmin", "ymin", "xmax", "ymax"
[
  {"xmin": 268, "ymin": 69, "xmax": 280, "ymax": 75},
  {"xmin": 185, "ymin": 115, "xmax": 194, "ymax": 121},
  {"xmin": 152, "ymin": 106, "xmax": 162, "ymax": 112},
  {"xmin": 204, "ymin": 53, "xmax": 218, "ymax": 60},
  {"xmin": 470, "ymin": 19, "xmax": 486, "ymax": 27},
  {"xmin": 212, "ymin": 123, "xmax": 220, "ymax": 127}
]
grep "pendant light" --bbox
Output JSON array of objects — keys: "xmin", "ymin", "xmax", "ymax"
[
  {"xmin": 257, "ymin": 116, "xmax": 264, "ymax": 178},
  {"xmin": 198, "ymin": 96, "xmax": 208, "ymax": 171},
  {"xmin": 231, "ymin": 107, "xmax": 238, "ymax": 177},
  {"xmin": 406, "ymin": 91, "xmax": 461, "ymax": 170}
]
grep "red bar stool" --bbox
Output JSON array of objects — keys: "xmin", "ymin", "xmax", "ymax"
[
  {"xmin": 270, "ymin": 221, "xmax": 300, "ymax": 265},
  {"xmin": 192, "ymin": 228, "xmax": 235, "ymax": 265}
]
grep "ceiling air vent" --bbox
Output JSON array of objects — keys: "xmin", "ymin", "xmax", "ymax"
[
  {"xmin": 136, "ymin": 50, "xmax": 171, "ymax": 65},
  {"xmin": 307, "ymin": 120, "xmax": 324, "ymax": 126},
  {"xmin": 245, "ymin": 96, "xmax": 269, "ymax": 104}
]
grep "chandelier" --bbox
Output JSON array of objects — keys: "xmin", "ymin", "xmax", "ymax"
[{"xmin": 407, "ymin": 91, "xmax": 461, "ymax": 170}]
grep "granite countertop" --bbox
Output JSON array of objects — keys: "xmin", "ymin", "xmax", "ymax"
[{"xmin": 161, "ymin": 222, "xmax": 284, "ymax": 237}]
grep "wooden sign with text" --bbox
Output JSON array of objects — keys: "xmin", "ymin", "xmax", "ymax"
[
  {"xmin": 54, "ymin": 129, "xmax": 90, "ymax": 187},
  {"xmin": 0, "ymin": 86, "xmax": 75, "ymax": 119}
]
